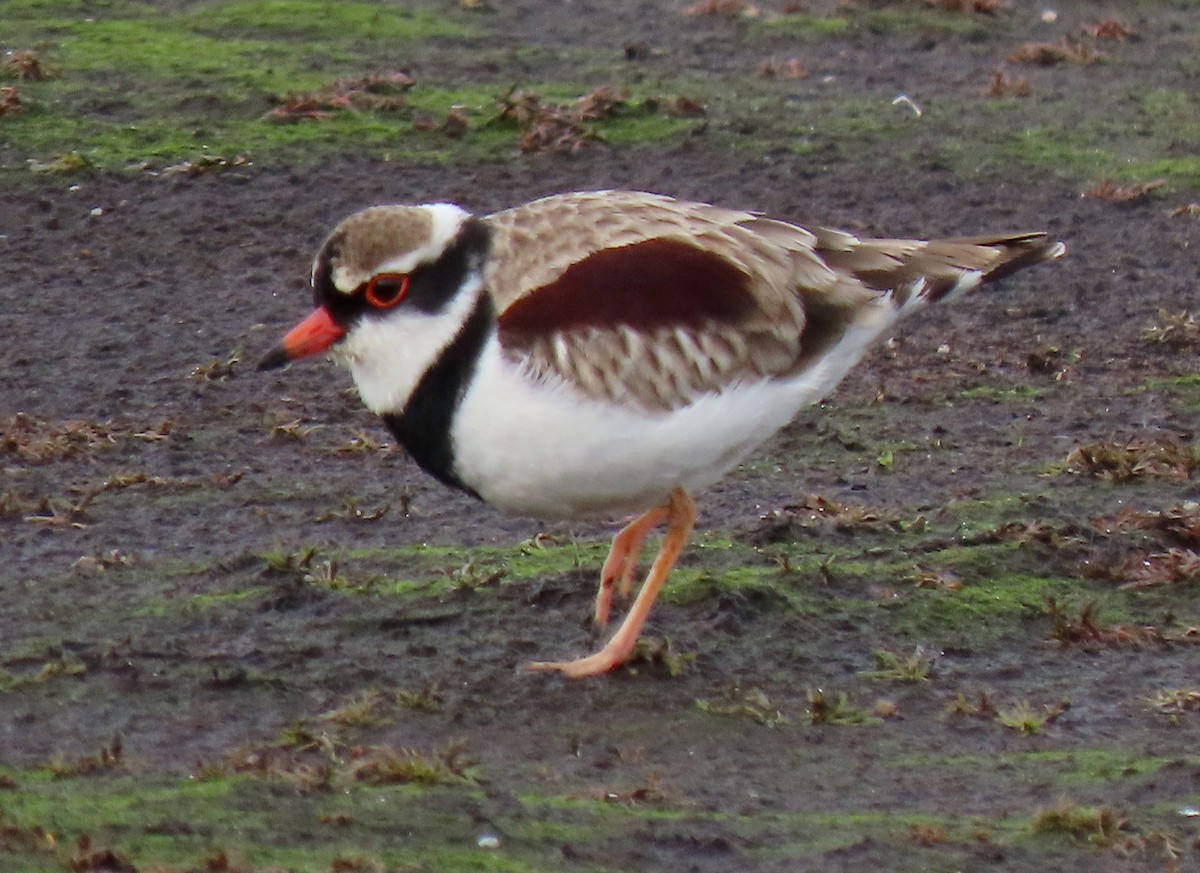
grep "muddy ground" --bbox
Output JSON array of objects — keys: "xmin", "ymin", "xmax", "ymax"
[{"xmin": 3, "ymin": 1, "xmax": 1200, "ymax": 871}]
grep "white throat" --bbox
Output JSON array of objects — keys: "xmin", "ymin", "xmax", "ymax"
[{"xmin": 334, "ymin": 271, "xmax": 485, "ymax": 415}]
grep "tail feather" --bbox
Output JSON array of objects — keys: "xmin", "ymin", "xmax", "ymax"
[
  {"xmin": 816, "ymin": 229, "xmax": 1066, "ymax": 307},
  {"xmin": 953, "ymin": 233, "xmax": 1067, "ymax": 287}
]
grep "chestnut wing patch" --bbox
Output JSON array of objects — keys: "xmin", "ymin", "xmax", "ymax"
[
  {"xmin": 497, "ymin": 238, "xmax": 755, "ymax": 335},
  {"xmin": 496, "ymin": 238, "xmax": 809, "ymax": 411}
]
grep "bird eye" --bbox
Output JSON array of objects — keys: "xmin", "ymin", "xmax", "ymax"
[{"xmin": 364, "ymin": 273, "xmax": 410, "ymax": 309}]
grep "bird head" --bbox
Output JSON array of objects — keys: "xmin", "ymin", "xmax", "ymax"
[{"xmin": 258, "ymin": 202, "xmax": 492, "ymax": 413}]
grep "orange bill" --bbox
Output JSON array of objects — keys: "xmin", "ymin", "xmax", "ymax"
[{"xmin": 258, "ymin": 307, "xmax": 346, "ymax": 370}]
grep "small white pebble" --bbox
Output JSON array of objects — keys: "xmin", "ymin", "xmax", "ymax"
[
  {"xmin": 937, "ymin": 343, "xmax": 952, "ymax": 356},
  {"xmin": 89, "ymin": 207, "xmax": 103, "ymax": 217},
  {"xmin": 1180, "ymin": 807, "xmax": 1200, "ymax": 818},
  {"xmin": 1040, "ymin": 9, "xmax": 1057, "ymax": 22},
  {"xmin": 477, "ymin": 833, "xmax": 501, "ymax": 850}
]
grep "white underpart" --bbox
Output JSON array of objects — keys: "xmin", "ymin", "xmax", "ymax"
[
  {"xmin": 902, "ymin": 278, "xmax": 928, "ymax": 313},
  {"xmin": 939, "ymin": 269, "xmax": 983, "ymax": 303},
  {"xmin": 452, "ymin": 300, "xmax": 905, "ymax": 520},
  {"xmin": 333, "ymin": 270, "xmax": 484, "ymax": 415}
]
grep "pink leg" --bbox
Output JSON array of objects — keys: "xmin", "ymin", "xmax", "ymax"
[
  {"xmin": 594, "ymin": 504, "xmax": 669, "ymax": 627},
  {"xmin": 530, "ymin": 489, "xmax": 696, "ymax": 679}
]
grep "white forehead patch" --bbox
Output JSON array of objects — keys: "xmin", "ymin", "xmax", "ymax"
[{"xmin": 330, "ymin": 263, "xmax": 361, "ymax": 294}]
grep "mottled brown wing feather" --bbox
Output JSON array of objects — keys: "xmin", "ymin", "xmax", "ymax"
[
  {"xmin": 483, "ymin": 192, "xmax": 1062, "ymax": 411},
  {"xmin": 486, "ymin": 192, "xmax": 850, "ymax": 410}
]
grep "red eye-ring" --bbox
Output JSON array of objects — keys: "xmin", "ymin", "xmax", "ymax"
[{"xmin": 364, "ymin": 273, "xmax": 410, "ymax": 309}]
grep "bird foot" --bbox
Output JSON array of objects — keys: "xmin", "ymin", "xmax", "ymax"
[{"xmin": 527, "ymin": 641, "xmax": 634, "ymax": 679}]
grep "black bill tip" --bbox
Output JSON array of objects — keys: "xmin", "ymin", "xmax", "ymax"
[{"xmin": 257, "ymin": 345, "xmax": 291, "ymax": 371}]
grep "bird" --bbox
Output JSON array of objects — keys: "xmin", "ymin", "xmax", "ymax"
[{"xmin": 258, "ymin": 190, "xmax": 1065, "ymax": 679}]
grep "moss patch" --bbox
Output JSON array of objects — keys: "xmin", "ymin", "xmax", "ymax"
[{"xmin": 1, "ymin": 1, "xmax": 694, "ymax": 169}]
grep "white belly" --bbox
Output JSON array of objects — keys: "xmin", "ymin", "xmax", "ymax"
[{"xmin": 450, "ymin": 321, "xmax": 890, "ymax": 519}]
